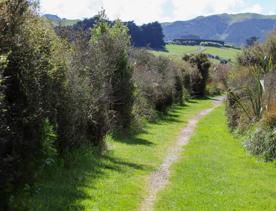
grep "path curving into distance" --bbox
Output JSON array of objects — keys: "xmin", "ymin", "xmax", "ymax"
[{"xmin": 140, "ymin": 96, "xmax": 224, "ymax": 211}]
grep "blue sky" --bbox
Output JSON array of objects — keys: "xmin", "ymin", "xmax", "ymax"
[{"xmin": 40, "ymin": 0, "xmax": 276, "ymax": 24}]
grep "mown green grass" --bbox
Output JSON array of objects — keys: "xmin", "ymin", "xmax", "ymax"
[
  {"xmin": 156, "ymin": 106, "xmax": 276, "ymax": 210},
  {"xmin": 150, "ymin": 45, "xmax": 199, "ymax": 58},
  {"xmin": 203, "ymin": 46, "xmax": 241, "ymax": 61},
  {"xmin": 23, "ymin": 99, "xmax": 213, "ymax": 211},
  {"xmin": 151, "ymin": 44, "xmax": 241, "ymax": 62}
]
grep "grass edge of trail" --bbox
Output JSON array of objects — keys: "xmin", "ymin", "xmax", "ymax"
[
  {"xmin": 19, "ymin": 99, "xmax": 214, "ymax": 211},
  {"xmin": 155, "ymin": 105, "xmax": 276, "ymax": 211}
]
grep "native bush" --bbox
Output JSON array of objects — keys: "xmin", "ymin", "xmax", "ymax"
[
  {"xmin": 88, "ymin": 16, "xmax": 134, "ymax": 137},
  {"xmin": 0, "ymin": 1, "xmax": 71, "ymax": 208},
  {"xmin": 131, "ymin": 49, "xmax": 184, "ymax": 120},
  {"xmin": 206, "ymin": 64, "xmax": 230, "ymax": 96},
  {"xmin": 264, "ymin": 31, "xmax": 276, "ymax": 64},
  {"xmin": 0, "ymin": 1, "xmax": 205, "ymax": 208},
  {"xmin": 245, "ymin": 124, "xmax": 276, "ymax": 161},
  {"xmin": 226, "ymin": 32, "xmax": 276, "ymax": 161},
  {"xmin": 183, "ymin": 54, "xmax": 211, "ymax": 97}
]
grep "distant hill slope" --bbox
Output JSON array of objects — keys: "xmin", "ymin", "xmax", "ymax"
[
  {"xmin": 43, "ymin": 14, "xmax": 79, "ymax": 26},
  {"xmin": 162, "ymin": 13, "xmax": 276, "ymax": 46}
]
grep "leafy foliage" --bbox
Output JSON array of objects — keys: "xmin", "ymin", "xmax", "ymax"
[
  {"xmin": 183, "ymin": 54, "xmax": 211, "ymax": 97},
  {"xmin": 57, "ymin": 16, "xmax": 166, "ymax": 50},
  {"xmin": 0, "ymin": 0, "xmax": 69, "ymax": 209},
  {"xmin": 131, "ymin": 49, "xmax": 184, "ymax": 118},
  {"xmin": 0, "ymin": 2, "xmax": 211, "ymax": 209},
  {"xmin": 226, "ymin": 32, "xmax": 276, "ymax": 160},
  {"xmin": 245, "ymin": 124, "xmax": 276, "ymax": 161}
]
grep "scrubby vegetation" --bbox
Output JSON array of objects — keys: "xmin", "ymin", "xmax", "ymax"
[
  {"xmin": 226, "ymin": 32, "xmax": 276, "ymax": 161},
  {"xmin": 1, "ymin": 1, "xmax": 275, "ymax": 210},
  {"xmin": 0, "ymin": 1, "xmax": 213, "ymax": 209},
  {"xmin": 183, "ymin": 54, "xmax": 211, "ymax": 97},
  {"xmin": 55, "ymin": 15, "xmax": 165, "ymax": 50}
]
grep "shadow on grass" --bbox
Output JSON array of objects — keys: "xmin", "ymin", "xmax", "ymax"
[
  {"xmin": 111, "ymin": 104, "xmax": 190, "ymax": 145},
  {"xmin": 112, "ymin": 135, "xmax": 155, "ymax": 146},
  {"xmin": 24, "ymin": 98, "xmax": 212, "ymax": 210},
  {"xmin": 26, "ymin": 147, "xmax": 152, "ymax": 210}
]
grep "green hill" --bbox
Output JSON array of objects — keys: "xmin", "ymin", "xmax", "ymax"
[
  {"xmin": 162, "ymin": 13, "xmax": 276, "ymax": 46},
  {"xmin": 151, "ymin": 44, "xmax": 241, "ymax": 63},
  {"xmin": 43, "ymin": 14, "xmax": 79, "ymax": 26}
]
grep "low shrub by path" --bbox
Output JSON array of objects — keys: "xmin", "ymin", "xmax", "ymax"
[
  {"xmin": 21, "ymin": 99, "xmax": 213, "ymax": 211},
  {"xmin": 155, "ymin": 106, "xmax": 276, "ymax": 210}
]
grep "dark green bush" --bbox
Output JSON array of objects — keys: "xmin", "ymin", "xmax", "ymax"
[
  {"xmin": 183, "ymin": 54, "xmax": 210, "ymax": 97},
  {"xmin": 226, "ymin": 32, "xmax": 276, "ymax": 161},
  {"xmin": 0, "ymin": 3, "xmax": 187, "ymax": 209},
  {"xmin": 0, "ymin": 1, "xmax": 70, "ymax": 208},
  {"xmin": 131, "ymin": 49, "xmax": 184, "ymax": 119},
  {"xmin": 89, "ymin": 17, "xmax": 134, "ymax": 138},
  {"xmin": 245, "ymin": 125, "xmax": 276, "ymax": 161}
]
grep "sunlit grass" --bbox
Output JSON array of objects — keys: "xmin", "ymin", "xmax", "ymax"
[
  {"xmin": 150, "ymin": 44, "xmax": 241, "ymax": 63},
  {"xmin": 24, "ymin": 99, "xmax": 213, "ymax": 210},
  {"xmin": 156, "ymin": 106, "xmax": 276, "ymax": 210}
]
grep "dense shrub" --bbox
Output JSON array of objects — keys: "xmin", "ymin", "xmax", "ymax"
[
  {"xmin": 237, "ymin": 44, "xmax": 265, "ymax": 66},
  {"xmin": 245, "ymin": 124, "xmax": 276, "ymax": 161},
  {"xmin": 0, "ymin": 2, "xmax": 189, "ymax": 209},
  {"xmin": 226, "ymin": 32, "xmax": 276, "ymax": 161},
  {"xmin": 264, "ymin": 32, "xmax": 276, "ymax": 64},
  {"xmin": 207, "ymin": 64, "xmax": 230, "ymax": 95},
  {"xmin": 0, "ymin": 0, "xmax": 70, "ymax": 208},
  {"xmin": 183, "ymin": 54, "xmax": 211, "ymax": 97},
  {"xmin": 89, "ymin": 17, "xmax": 134, "ymax": 137},
  {"xmin": 131, "ymin": 49, "xmax": 184, "ymax": 119}
]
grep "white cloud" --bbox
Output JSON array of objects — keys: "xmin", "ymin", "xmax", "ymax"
[
  {"xmin": 40, "ymin": 0, "xmax": 103, "ymax": 19},
  {"xmin": 171, "ymin": 0, "xmax": 264, "ymax": 20},
  {"xmin": 40, "ymin": 0, "xmax": 267, "ymax": 24},
  {"xmin": 102, "ymin": 0, "xmax": 167, "ymax": 23},
  {"xmin": 246, "ymin": 4, "xmax": 263, "ymax": 14}
]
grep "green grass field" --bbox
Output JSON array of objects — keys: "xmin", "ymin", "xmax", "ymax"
[
  {"xmin": 151, "ymin": 44, "xmax": 241, "ymax": 63},
  {"xmin": 22, "ymin": 99, "xmax": 214, "ymax": 211},
  {"xmin": 204, "ymin": 46, "xmax": 241, "ymax": 61},
  {"xmin": 156, "ymin": 106, "xmax": 276, "ymax": 210},
  {"xmin": 150, "ymin": 45, "xmax": 200, "ymax": 58}
]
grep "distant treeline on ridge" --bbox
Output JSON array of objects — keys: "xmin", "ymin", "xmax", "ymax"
[{"xmin": 57, "ymin": 16, "xmax": 165, "ymax": 50}]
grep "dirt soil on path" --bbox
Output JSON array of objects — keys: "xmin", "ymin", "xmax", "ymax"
[{"xmin": 140, "ymin": 96, "xmax": 224, "ymax": 211}]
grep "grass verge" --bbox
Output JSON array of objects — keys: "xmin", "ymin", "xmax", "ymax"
[
  {"xmin": 155, "ymin": 106, "xmax": 276, "ymax": 210},
  {"xmin": 21, "ymin": 99, "xmax": 213, "ymax": 211}
]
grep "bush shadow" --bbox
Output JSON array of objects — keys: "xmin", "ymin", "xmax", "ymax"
[{"xmin": 26, "ymin": 147, "xmax": 151, "ymax": 210}]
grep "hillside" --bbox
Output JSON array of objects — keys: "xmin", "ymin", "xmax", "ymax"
[
  {"xmin": 151, "ymin": 44, "xmax": 241, "ymax": 64},
  {"xmin": 43, "ymin": 14, "xmax": 79, "ymax": 26},
  {"xmin": 162, "ymin": 13, "xmax": 276, "ymax": 46}
]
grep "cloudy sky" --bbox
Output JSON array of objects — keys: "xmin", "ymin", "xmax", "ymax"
[{"xmin": 40, "ymin": 0, "xmax": 276, "ymax": 24}]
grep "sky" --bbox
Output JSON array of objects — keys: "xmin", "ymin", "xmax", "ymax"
[{"xmin": 40, "ymin": 0, "xmax": 276, "ymax": 24}]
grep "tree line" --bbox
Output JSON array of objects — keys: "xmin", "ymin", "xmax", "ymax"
[
  {"xmin": 0, "ymin": 1, "xmax": 210, "ymax": 209},
  {"xmin": 55, "ymin": 15, "xmax": 165, "ymax": 50}
]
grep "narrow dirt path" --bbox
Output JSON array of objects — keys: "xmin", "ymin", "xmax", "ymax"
[{"xmin": 140, "ymin": 97, "xmax": 224, "ymax": 211}]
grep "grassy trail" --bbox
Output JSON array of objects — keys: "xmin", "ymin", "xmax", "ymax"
[
  {"xmin": 140, "ymin": 98, "xmax": 223, "ymax": 211},
  {"xmin": 155, "ymin": 106, "xmax": 276, "ymax": 210},
  {"xmin": 25, "ymin": 99, "xmax": 213, "ymax": 211}
]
